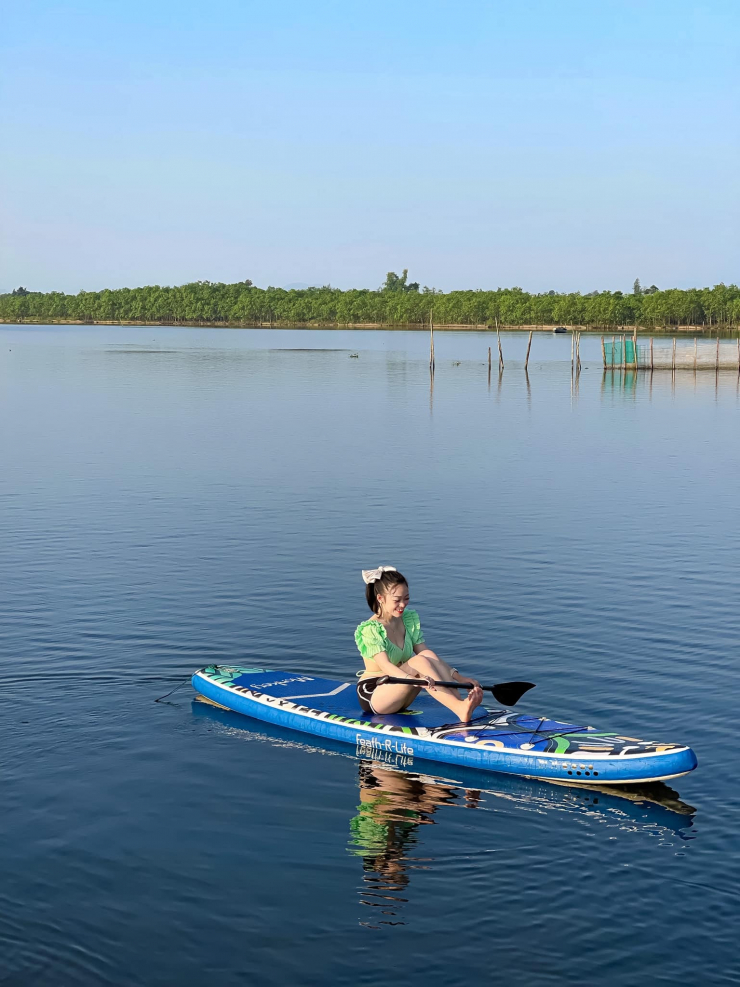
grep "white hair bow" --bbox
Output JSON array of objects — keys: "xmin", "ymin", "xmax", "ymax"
[{"xmin": 361, "ymin": 566, "xmax": 397, "ymax": 585}]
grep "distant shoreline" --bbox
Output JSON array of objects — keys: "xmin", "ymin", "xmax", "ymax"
[
  {"xmin": 3, "ymin": 279, "xmax": 737, "ymax": 329},
  {"xmin": 1, "ymin": 318, "xmax": 735, "ymax": 335}
]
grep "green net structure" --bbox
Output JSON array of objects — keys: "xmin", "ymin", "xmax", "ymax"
[
  {"xmin": 603, "ymin": 337, "xmax": 740, "ymax": 370},
  {"xmin": 603, "ymin": 338, "xmax": 636, "ymax": 367}
]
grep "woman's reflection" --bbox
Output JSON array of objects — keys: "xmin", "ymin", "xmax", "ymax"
[
  {"xmin": 346, "ymin": 757, "xmax": 696, "ymax": 928},
  {"xmin": 348, "ymin": 760, "xmax": 480, "ymax": 926}
]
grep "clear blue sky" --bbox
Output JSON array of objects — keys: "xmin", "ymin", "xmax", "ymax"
[{"xmin": 1, "ymin": 0, "xmax": 738, "ymax": 294}]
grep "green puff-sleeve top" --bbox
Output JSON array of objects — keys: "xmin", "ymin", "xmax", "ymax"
[{"xmin": 354, "ymin": 608, "xmax": 425, "ymax": 679}]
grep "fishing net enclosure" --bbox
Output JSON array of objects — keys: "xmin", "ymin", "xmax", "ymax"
[{"xmin": 603, "ymin": 338, "xmax": 740, "ymax": 370}]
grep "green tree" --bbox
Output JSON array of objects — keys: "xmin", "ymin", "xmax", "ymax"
[{"xmin": 382, "ymin": 269, "xmax": 420, "ymax": 293}]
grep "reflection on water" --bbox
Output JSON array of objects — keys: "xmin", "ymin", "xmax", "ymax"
[
  {"xmin": 349, "ymin": 762, "xmax": 482, "ymax": 927},
  {"xmin": 191, "ymin": 697, "xmax": 697, "ymax": 928},
  {"xmin": 347, "ymin": 758, "xmax": 696, "ymax": 927},
  {"xmin": 601, "ymin": 366, "xmax": 740, "ymax": 400},
  {"xmin": 346, "ymin": 760, "xmax": 696, "ymax": 926}
]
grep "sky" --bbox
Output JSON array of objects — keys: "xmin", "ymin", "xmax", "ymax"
[{"xmin": 1, "ymin": 0, "xmax": 738, "ymax": 294}]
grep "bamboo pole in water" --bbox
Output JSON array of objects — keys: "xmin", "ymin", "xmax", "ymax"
[
  {"xmin": 571, "ymin": 332, "xmax": 575, "ymax": 372},
  {"xmin": 429, "ymin": 315, "xmax": 435, "ymax": 373},
  {"xmin": 577, "ymin": 331, "xmax": 581, "ymax": 372},
  {"xmin": 694, "ymin": 338, "xmax": 698, "ymax": 371},
  {"xmin": 650, "ymin": 337, "xmax": 654, "ymax": 372},
  {"xmin": 612, "ymin": 335, "xmax": 616, "ymax": 370},
  {"xmin": 601, "ymin": 336, "xmax": 606, "ymax": 368},
  {"xmin": 525, "ymin": 330, "xmax": 533, "ymax": 370},
  {"xmin": 633, "ymin": 329, "xmax": 638, "ymax": 369},
  {"xmin": 672, "ymin": 338, "xmax": 676, "ymax": 372},
  {"xmin": 737, "ymin": 338, "xmax": 740, "ymax": 374},
  {"xmin": 716, "ymin": 337, "xmax": 720, "ymax": 371}
]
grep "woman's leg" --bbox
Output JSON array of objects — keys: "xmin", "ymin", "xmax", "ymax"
[
  {"xmin": 404, "ymin": 653, "xmax": 483, "ymax": 722},
  {"xmin": 368, "ymin": 680, "xmax": 423, "ymax": 714},
  {"xmin": 408, "ymin": 651, "xmax": 458, "ymax": 679}
]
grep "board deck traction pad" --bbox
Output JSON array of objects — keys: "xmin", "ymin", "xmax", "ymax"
[{"xmin": 191, "ymin": 665, "xmax": 698, "ymax": 784}]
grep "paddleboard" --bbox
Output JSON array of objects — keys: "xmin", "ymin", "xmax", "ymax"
[{"xmin": 191, "ymin": 665, "xmax": 698, "ymax": 785}]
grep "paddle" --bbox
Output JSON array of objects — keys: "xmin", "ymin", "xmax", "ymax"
[{"xmin": 377, "ymin": 677, "xmax": 535, "ymax": 707}]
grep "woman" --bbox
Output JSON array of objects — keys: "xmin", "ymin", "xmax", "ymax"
[{"xmin": 354, "ymin": 566, "xmax": 483, "ymax": 721}]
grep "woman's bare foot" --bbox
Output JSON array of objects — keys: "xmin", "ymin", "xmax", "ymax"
[{"xmin": 457, "ymin": 685, "xmax": 483, "ymax": 722}]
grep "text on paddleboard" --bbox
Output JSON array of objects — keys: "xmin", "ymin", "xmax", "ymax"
[
  {"xmin": 356, "ymin": 733, "xmax": 414, "ymax": 756},
  {"xmin": 250, "ymin": 676, "xmax": 314, "ymax": 689}
]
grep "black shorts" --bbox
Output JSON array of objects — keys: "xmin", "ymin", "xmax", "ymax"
[
  {"xmin": 356, "ymin": 676, "xmax": 421, "ymax": 714},
  {"xmin": 357, "ymin": 676, "xmax": 381, "ymax": 713}
]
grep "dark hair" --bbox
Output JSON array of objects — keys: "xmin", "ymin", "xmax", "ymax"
[{"xmin": 365, "ymin": 570, "xmax": 408, "ymax": 614}]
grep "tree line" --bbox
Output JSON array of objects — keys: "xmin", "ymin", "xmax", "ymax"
[{"xmin": 2, "ymin": 272, "xmax": 738, "ymax": 328}]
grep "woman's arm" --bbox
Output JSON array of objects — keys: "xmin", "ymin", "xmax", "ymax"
[
  {"xmin": 373, "ymin": 651, "xmax": 433, "ymax": 686},
  {"xmin": 412, "ymin": 644, "xmax": 481, "ymax": 689},
  {"xmin": 451, "ymin": 668, "xmax": 481, "ymax": 689},
  {"xmin": 372, "ymin": 650, "xmax": 414, "ymax": 678}
]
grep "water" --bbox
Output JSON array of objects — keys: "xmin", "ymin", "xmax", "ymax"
[{"xmin": 1, "ymin": 325, "xmax": 738, "ymax": 986}]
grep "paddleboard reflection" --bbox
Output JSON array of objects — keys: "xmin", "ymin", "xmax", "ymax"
[
  {"xmin": 191, "ymin": 696, "xmax": 697, "ymax": 925},
  {"xmin": 345, "ymin": 758, "xmax": 696, "ymax": 926}
]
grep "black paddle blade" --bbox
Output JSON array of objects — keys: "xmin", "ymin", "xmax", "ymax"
[{"xmin": 490, "ymin": 681, "xmax": 536, "ymax": 707}]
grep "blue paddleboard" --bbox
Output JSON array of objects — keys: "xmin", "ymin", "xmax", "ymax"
[{"xmin": 191, "ymin": 665, "xmax": 698, "ymax": 785}]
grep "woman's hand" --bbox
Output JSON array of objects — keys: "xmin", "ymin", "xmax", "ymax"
[
  {"xmin": 409, "ymin": 672, "xmax": 436, "ymax": 691},
  {"xmin": 454, "ymin": 670, "xmax": 481, "ymax": 694}
]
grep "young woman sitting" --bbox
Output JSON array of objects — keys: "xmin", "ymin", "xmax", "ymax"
[{"xmin": 354, "ymin": 566, "xmax": 483, "ymax": 722}]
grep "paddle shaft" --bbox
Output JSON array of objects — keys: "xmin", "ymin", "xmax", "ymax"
[
  {"xmin": 380, "ymin": 676, "xmax": 494, "ymax": 691},
  {"xmin": 376, "ymin": 676, "xmax": 535, "ymax": 707}
]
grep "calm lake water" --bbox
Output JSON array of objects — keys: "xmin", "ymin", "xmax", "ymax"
[{"xmin": 1, "ymin": 325, "xmax": 739, "ymax": 987}]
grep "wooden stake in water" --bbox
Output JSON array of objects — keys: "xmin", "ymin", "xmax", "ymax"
[
  {"xmin": 429, "ymin": 315, "xmax": 435, "ymax": 374},
  {"xmin": 737, "ymin": 337, "xmax": 740, "ymax": 374},
  {"xmin": 488, "ymin": 346, "xmax": 491, "ymax": 384},
  {"xmin": 601, "ymin": 336, "xmax": 606, "ymax": 368},
  {"xmin": 650, "ymin": 336, "xmax": 654, "ymax": 372},
  {"xmin": 497, "ymin": 329, "xmax": 504, "ymax": 370},
  {"xmin": 694, "ymin": 338, "xmax": 698, "ymax": 371},
  {"xmin": 716, "ymin": 336, "xmax": 720, "ymax": 371},
  {"xmin": 672, "ymin": 338, "xmax": 676, "ymax": 374},
  {"xmin": 525, "ymin": 330, "xmax": 533, "ymax": 370},
  {"xmin": 633, "ymin": 329, "xmax": 638, "ymax": 370},
  {"xmin": 571, "ymin": 332, "xmax": 575, "ymax": 373}
]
